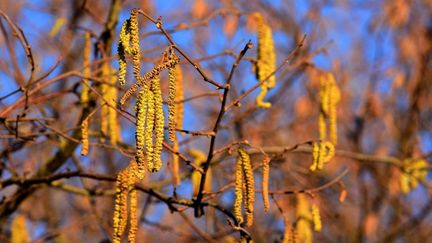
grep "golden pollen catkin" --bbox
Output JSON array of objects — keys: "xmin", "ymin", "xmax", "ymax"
[
  {"xmin": 152, "ymin": 75, "xmax": 165, "ymax": 172},
  {"xmin": 118, "ymin": 19, "xmax": 130, "ymax": 86},
  {"xmin": 189, "ymin": 149, "xmax": 210, "ymax": 196},
  {"xmin": 81, "ymin": 31, "xmax": 91, "ymax": 104},
  {"xmin": 171, "ymin": 139, "xmax": 180, "ymax": 186},
  {"xmin": 101, "ymin": 63, "xmax": 121, "ymax": 145},
  {"xmin": 232, "ymin": 148, "xmax": 256, "ymax": 226},
  {"xmin": 310, "ymin": 141, "xmax": 335, "ymax": 171},
  {"xmin": 145, "ymin": 88, "xmax": 155, "ymax": 172},
  {"xmin": 167, "ymin": 60, "xmax": 177, "ymax": 143},
  {"xmin": 112, "ymin": 162, "xmax": 142, "ymax": 243},
  {"xmin": 253, "ymin": 12, "xmax": 276, "ymax": 108},
  {"xmin": 262, "ymin": 155, "xmax": 270, "ymax": 212},
  {"xmin": 108, "ymin": 67, "xmax": 121, "ymax": 145},
  {"xmin": 296, "ymin": 194, "xmax": 312, "ymax": 243},
  {"xmin": 112, "ymin": 169, "xmax": 129, "ymax": 243},
  {"xmin": 135, "ymin": 86, "xmax": 148, "ymax": 178},
  {"xmin": 127, "ymin": 162, "xmax": 139, "ymax": 243},
  {"xmin": 318, "ymin": 72, "xmax": 340, "ymax": 144},
  {"xmin": 234, "ymin": 153, "xmax": 244, "ymax": 224},
  {"xmin": 130, "ymin": 9, "xmax": 141, "ymax": 83},
  {"xmin": 174, "ymin": 65, "xmax": 184, "ymax": 131},
  {"xmin": 282, "ymin": 222, "xmax": 294, "ymax": 243},
  {"xmin": 311, "ymin": 204, "xmax": 322, "ymax": 232},
  {"xmin": 80, "ymin": 117, "xmax": 89, "ymax": 156},
  {"xmin": 11, "ymin": 214, "xmax": 30, "ymax": 243}
]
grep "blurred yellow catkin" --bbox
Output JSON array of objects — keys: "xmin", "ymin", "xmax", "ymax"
[
  {"xmin": 296, "ymin": 194, "xmax": 312, "ymax": 243},
  {"xmin": 262, "ymin": 155, "xmax": 270, "ymax": 212},
  {"xmin": 11, "ymin": 214, "xmax": 30, "ymax": 243},
  {"xmin": 253, "ymin": 12, "xmax": 276, "ymax": 108}
]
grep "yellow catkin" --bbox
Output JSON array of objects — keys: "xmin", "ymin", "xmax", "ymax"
[
  {"xmin": 130, "ymin": 9, "xmax": 141, "ymax": 83},
  {"xmin": 145, "ymin": 89, "xmax": 155, "ymax": 172},
  {"xmin": 118, "ymin": 19, "xmax": 130, "ymax": 86},
  {"xmin": 11, "ymin": 214, "xmax": 30, "ymax": 243},
  {"xmin": 174, "ymin": 65, "xmax": 184, "ymax": 131},
  {"xmin": 327, "ymin": 74, "xmax": 340, "ymax": 145},
  {"xmin": 112, "ymin": 162, "xmax": 142, "ymax": 243},
  {"xmin": 49, "ymin": 17, "xmax": 66, "ymax": 37},
  {"xmin": 172, "ymin": 139, "xmax": 180, "ymax": 186},
  {"xmin": 254, "ymin": 12, "xmax": 276, "ymax": 108},
  {"xmin": 127, "ymin": 162, "xmax": 139, "ymax": 243},
  {"xmin": 234, "ymin": 153, "xmax": 244, "ymax": 224},
  {"xmin": 400, "ymin": 158, "xmax": 428, "ymax": 193},
  {"xmin": 296, "ymin": 194, "xmax": 312, "ymax": 243},
  {"xmin": 262, "ymin": 155, "xmax": 270, "ymax": 212},
  {"xmin": 80, "ymin": 117, "xmax": 89, "ymax": 156},
  {"xmin": 309, "ymin": 142, "xmax": 320, "ymax": 171},
  {"xmin": 112, "ymin": 169, "xmax": 129, "ymax": 243},
  {"xmin": 318, "ymin": 113, "xmax": 326, "ymax": 142},
  {"xmin": 189, "ymin": 149, "xmax": 210, "ymax": 196},
  {"xmin": 282, "ymin": 222, "xmax": 294, "ymax": 243},
  {"xmin": 239, "ymin": 148, "xmax": 255, "ymax": 226},
  {"xmin": 100, "ymin": 64, "xmax": 109, "ymax": 141},
  {"xmin": 168, "ymin": 59, "xmax": 177, "ymax": 143},
  {"xmin": 100, "ymin": 63, "xmax": 120, "ymax": 145},
  {"xmin": 81, "ymin": 32, "xmax": 91, "ymax": 104},
  {"xmin": 108, "ymin": 67, "xmax": 120, "ymax": 145},
  {"xmin": 318, "ymin": 73, "xmax": 340, "ymax": 144},
  {"xmin": 135, "ymin": 86, "xmax": 149, "ymax": 178},
  {"xmin": 152, "ymin": 75, "xmax": 164, "ymax": 172},
  {"xmin": 256, "ymin": 85, "xmax": 271, "ymax": 108},
  {"xmin": 311, "ymin": 204, "xmax": 322, "ymax": 232},
  {"xmin": 310, "ymin": 141, "xmax": 334, "ymax": 171}
]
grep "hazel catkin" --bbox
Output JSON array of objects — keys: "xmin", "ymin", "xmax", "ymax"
[{"xmin": 262, "ymin": 155, "xmax": 270, "ymax": 212}]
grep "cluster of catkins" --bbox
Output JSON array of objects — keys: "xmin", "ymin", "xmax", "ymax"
[
  {"xmin": 111, "ymin": 8, "xmax": 185, "ymax": 242},
  {"xmin": 80, "ymin": 31, "xmax": 121, "ymax": 157},
  {"xmin": 310, "ymin": 73, "xmax": 340, "ymax": 171},
  {"xmin": 283, "ymin": 194, "xmax": 321, "ymax": 243}
]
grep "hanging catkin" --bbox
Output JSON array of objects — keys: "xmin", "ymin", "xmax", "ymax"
[
  {"xmin": 233, "ymin": 148, "xmax": 255, "ymax": 226},
  {"xmin": 135, "ymin": 86, "xmax": 149, "ymax": 178},
  {"xmin": 262, "ymin": 155, "xmax": 270, "ymax": 212},
  {"xmin": 296, "ymin": 194, "xmax": 312, "ymax": 243},
  {"xmin": 11, "ymin": 214, "xmax": 30, "ymax": 243},
  {"xmin": 234, "ymin": 153, "xmax": 244, "ymax": 224},
  {"xmin": 168, "ymin": 63, "xmax": 177, "ymax": 143},
  {"xmin": 175, "ymin": 65, "xmax": 184, "ymax": 131},
  {"xmin": 100, "ymin": 63, "xmax": 120, "ymax": 145},
  {"xmin": 112, "ymin": 162, "xmax": 142, "ymax": 243},
  {"xmin": 189, "ymin": 149, "xmax": 211, "ymax": 196},
  {"xmin": 152, "ymin": 75, "xmax": 164, "ymax": 172},
  {"xmin": 171, "ymin": 139, "xmax": 180, "ymax": 185},
  {"xmin": 112, "ymin": 169, "xmax": 129, "ymax": 243},
  {"xmin": 311, "ymin": 72, "xmax": 339, "ymax": 171},
  {"xmin": 253, "ymin": 12, "xmax": 276, "ymax": 108},
  {"xmin": 81, "ymin": 31, "xmax": 91, "ymax": 104},
  {"xmin": 80, "ymin": 117, "xmax": 89, "ymax": 156},
  {"xmin": 145, "ymin": 88, "xmax": 155, "ymax": 172},
  {"xmin": 127, "ymin": 162, "xmax": 139, "ymax": 242},
  {"xmin": 108, "ymin": 67, "xmax": 120, "ymax": 145},
  {"xmin": 311, "ymin": 204, "xmax": 322, "ymax": 232},
  {"xmin": 282, "ymin": 222, "xmax": 295, "ymax": 243},
  {"xmin": 118, "ymin": 19, "xmax": 130, "ymax": 86},
  {"xmin": 310, "ymin": 141, "xmax": 335, "ymax": 171}
]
